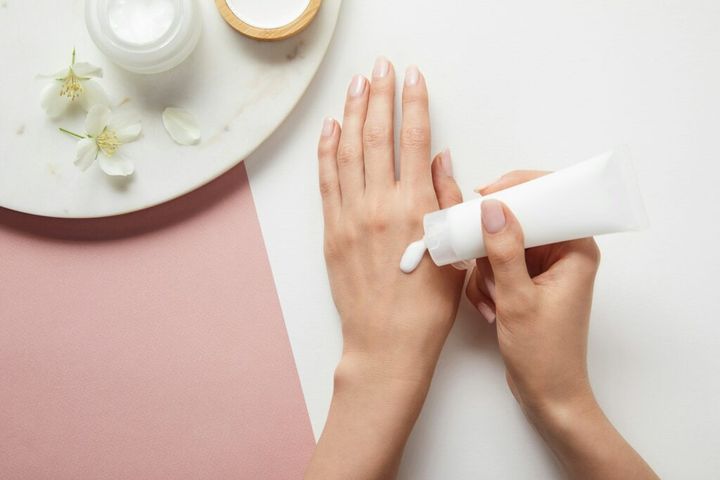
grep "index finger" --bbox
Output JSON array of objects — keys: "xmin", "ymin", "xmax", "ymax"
[{"xmin": 476, "ymin": 170, "xmax": 549, "ymax": 196}]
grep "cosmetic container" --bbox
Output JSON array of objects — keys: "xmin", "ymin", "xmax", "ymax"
[
  {"xmin": 423, "ymin": 149, "xmax": 649, "ymax": 266},
  {"xmin": 85, "ymin": 0, "xmax": 202, "ymax": 74}
]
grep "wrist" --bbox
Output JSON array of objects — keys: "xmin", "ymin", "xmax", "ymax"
[
  {"xmin": 334, "ymin": 351, "xmax": 436, "ymax": 395},
  {"xmin": 326, "ymin": 354, "xmax": 433, "ymax": 448},
  {"xmin": 522, "ymin": 385, "xmax": 601, "ymax": 436}
]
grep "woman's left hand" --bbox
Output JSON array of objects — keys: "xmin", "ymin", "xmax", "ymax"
[
  {"xmin": 306, "ymin": 58, "xmax": 464, "ymax": 479},
  {"xmin": 319, "ymin": 58, "xmax": 464, "ymax": 381}
]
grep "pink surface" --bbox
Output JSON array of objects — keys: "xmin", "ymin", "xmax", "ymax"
[{"xmin": 0, "ymin": 164, "xmax": 314, "ymax": 479}]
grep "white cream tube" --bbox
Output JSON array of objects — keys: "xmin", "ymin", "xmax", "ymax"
[{"xmin": 422, "ymin": 149, "xmax": 649, "ymax": 267}]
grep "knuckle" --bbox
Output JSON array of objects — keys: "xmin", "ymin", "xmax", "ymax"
[
  {"xmin": 336, "ymin": 143, "xmax": 360, "ymax": 167},
  {"xmin": 328, "ymin": 226, "xmax": 359, "ymax": 251},
  {"xmin": 317, "ymin": 141, "xmax": 336, "ymax": 158},
  {"xmin": 361, "ymin": 205, "xmax": 391, "ymax": 233},
  {"xmin": 403, "ymin": 88, "xmax": 428, "ymax": 106},
  {"xmin": 318, "ymin": 180, "xmax": 336, "ymax": 198},
  {"xmin": 401, "ymin": 126, "xmax": 429, "ymax": 149},
  {"xmin": 323, "ymin": 240, "xmax": 339, "ymax": 261},
  {"xmin": 371, "ymin": 81, "xmax": 394, "ymax": 98},
  {"xmin": 363, "ymin": 124, "xmax": 392, "ymax": 149},
  {"xmin": 487, "ymin": 239, "xmax": 523, "ymax": 267}
]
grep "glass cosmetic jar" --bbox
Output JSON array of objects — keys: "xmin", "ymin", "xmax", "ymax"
[{"xmin": 85, "ymin": 0, "xmax": 202, "ymax": 74}]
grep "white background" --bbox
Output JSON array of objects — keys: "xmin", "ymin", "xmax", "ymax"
[{"xmin": 246, "ymin": 1, "xmax": 720, "ymax": 478}]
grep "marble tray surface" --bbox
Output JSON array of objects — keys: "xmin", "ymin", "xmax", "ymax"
[{"xmin": 0, "ymin": 0, "xmax": 341, "ymax": 218}]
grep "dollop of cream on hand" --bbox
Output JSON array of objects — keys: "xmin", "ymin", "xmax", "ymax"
[{"xmin": 400, "ymin": 239, "xmax": 428, "ymax": 274}]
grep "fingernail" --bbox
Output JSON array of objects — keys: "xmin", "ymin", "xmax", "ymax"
[
  {"xmin": 405, "ymin": 65, "xmax": 420, "ymax": 86},
  {"xmin": 373, "ymin": 56, "xmax": 390, "ymax": 78},
  {"xmin": 485, "ymin": 276, "xmax": 496, "ymax": 302},
  {"xmin": 481, "ymin": 199, "xmax": 506, "ymax": 234},
  {"xmin": 348, "ymin": 75, "xmax": 367, "ymax": 97},
  {"xmin": 477, "ymin": 302, "xmax": 496, "ymax": 324},
  {"xmin": 440, "ymin": 148, "xmax": 453, "ymax": 177},
  {"xmin": 321, "ymin": 117, "xmax": 335, "ymax": 137},
  {"xmin": 474, "ymin": 178, "xmax": 500, "ymax": 194}
]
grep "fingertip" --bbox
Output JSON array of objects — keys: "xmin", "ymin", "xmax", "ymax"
[
  {"xmin": 348, "ymin": 74, "xmax": 368, "ymax": 98},
  {"xmin": 432, "ymin": 149, "xmax": 463, "ymax": 209},
  {"xmin": 405, "ymin": 65, "xmax": 421, "ymax": 87},
  {"xmin": 477, "ymin": 302, "xmax": 497, "ymax": 324},
  {"xmin": 372, "ymin": 56, "xmax": 393, "ymax": 79},
  {"xmin": 481, "ymin": 199, "xmax": 507, "ymax": 235},
  {"xmin": 320, "ymin": 117, "xmax": 336, "ymax": 139},
  {"xmin": 318, "ymin": 117, "xmax": 340, "ymax": 154},
  {"xmin": 402, "ymin": 66, "xmax": 428, "ymax": 103}
]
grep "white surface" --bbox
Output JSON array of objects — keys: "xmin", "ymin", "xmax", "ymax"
[
  {"xmin": 228, "ymin": 0, "xmax": 311, "ymax": 29},
  {"xmin": 0, "ymin": 0, "xmax": 340, "ymax": 218},
  {"xmin": 247, "ymin": 0, "xmax": 720, "ymax": 478}
]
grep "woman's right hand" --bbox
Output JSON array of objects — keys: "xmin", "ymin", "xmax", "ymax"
[
  {"xmin": 467, "ymin": 171, "xmax": 658, "ymax": 480},
  {"xmin": 467, "ymin": 171, "xmax": 601, "ymax": 417}
]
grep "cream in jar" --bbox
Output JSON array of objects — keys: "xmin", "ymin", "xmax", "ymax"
[{"xmin": 86, "ymin": 0, "xmax": 202, "ymax": 74}]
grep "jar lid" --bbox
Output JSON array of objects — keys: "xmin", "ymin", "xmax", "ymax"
[{"xmin": 215, "ymin": 0, "xmax": 322, "ymax": 41}]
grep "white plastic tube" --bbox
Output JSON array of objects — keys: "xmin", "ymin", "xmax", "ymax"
[{"xmin": 423, "ymin": 149, "xmax": 649, "ymax": 266}]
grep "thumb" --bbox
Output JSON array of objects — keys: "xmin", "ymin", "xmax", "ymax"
[
  {"xmin": 431, "ymin": 149, "xmax": 463, "ymax": 209},
  {"xmin": 481, "ymin": 199, "xmax": 534, "ymax": 295}
]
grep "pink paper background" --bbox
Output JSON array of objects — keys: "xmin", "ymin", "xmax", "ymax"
[{"xmin": 0, "ymin": 164, "xmax": 314, "ymax": 479}]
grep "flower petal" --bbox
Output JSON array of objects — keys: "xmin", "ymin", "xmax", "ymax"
[
  {"xmin": 40, "ymin": 82, "xmax": 71, "ymax": 118},
  {"xmin": 37, "ymin": 68, "xmax": 71, "ymax": 79},
  {"xmin": 79, "ymin": 80, "xmax": 110, "ymax": 112},
  {"xmin": 117, "ymin": 123, "xmax": 143, "ymax": 143},
  {"xmin": 109, "ymin": 114, "xmax": 142, "ymax": 143},
  {"xmin": 162, "ymin": 107, "xmax": 201, "ymax": 146},
  {"xmin": 85, "ymin": 104, "xmax": 111, "ymax": 137},
  {"xmin": 72, "ymin": 62, "xmax": 103, "ymax": 78},
  {"xmin": 99, "ymin": 153, "xmax": 134, "ymax": 177},
  {"xmin": 74, "ymin": 138, "xmax": 99, "ymax": 171}
]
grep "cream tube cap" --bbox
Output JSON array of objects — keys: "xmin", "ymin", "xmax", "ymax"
[{"xmin": 423, "ymin": 209, "xmax": 458, "ymax": 267}]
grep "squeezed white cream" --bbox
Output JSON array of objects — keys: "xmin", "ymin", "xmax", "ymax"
[
  {"xmin": 227, "ymin": 0, "xmax": 310, "ymax": 28},
  {"xmin": 400, "ymin": 239, "xmax": 427, "ymax": 274},
  {"xmin": 108, "ymin": 0, "xmax": 176, "ymax": 44}
]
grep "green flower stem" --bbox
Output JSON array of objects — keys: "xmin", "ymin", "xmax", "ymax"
[{"xmin": 59, "ymin": 127, "xmax": 85, "ymax": 140}]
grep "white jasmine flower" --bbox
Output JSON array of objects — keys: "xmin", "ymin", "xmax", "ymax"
[
  {"xmin": 162, "ymin": 107, "xmax": 201, "ymax": 145},
  {"xmin": 61, "ymin": 105, "xmax": 141, "ymax": 176},
  {"xmin": 40, "ymin": 49, "xmax": 109, "ymax": 118}
]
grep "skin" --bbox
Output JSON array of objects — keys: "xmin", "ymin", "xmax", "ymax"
[{"xmin": 305, "ymin": 57, "xmax": 659, "ymax": 480}]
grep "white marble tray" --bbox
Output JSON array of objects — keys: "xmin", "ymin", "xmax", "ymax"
[{"xmin": 0, "ymin": 0, "xmax": 341, "ymax": 218}]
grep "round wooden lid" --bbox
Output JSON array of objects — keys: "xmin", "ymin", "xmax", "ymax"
[{"xmin": 215, "ymin": 0, "xmax": 323, "ymax": 41}]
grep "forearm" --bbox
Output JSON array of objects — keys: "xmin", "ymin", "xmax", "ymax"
[
  {"xmin": 304, "ymin": 354, "xmax": 434, "ymax": 480},
  {"xmin": 528, "ymin": 392, "xmax": 659, "ymax": 480}
]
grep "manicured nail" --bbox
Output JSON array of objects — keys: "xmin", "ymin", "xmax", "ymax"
[
  {"xmin": 321, "ymin": 117, "xmax": 335, "ymax": 137},
  {"xmin": 485, "ymin": 276, "xmax": 496, "ymax": 302},
  {"xmin": 474, "ymin": 178, "xmax": 500, "ymax": 194},
  {"xmin": 477, "ymin": 302, "xmax": 496, "ymax": 324},
  {"xmin": 348, "ymin": 74, "xmax": 367, "ymax": 97},
  {"xmin": 373, "ymin": 56, "xmax": 390, "ymax": 78},
  {"xmin": 405, "ymin": 66, "xmax": 420, "ymax": 86},
  {"xmin": 481, "ymin": 199, "xmax": 506, "ymax": 234},
  {"xmin": 440, "ymin": 149, "xmax": 453, "ymax": 177}
]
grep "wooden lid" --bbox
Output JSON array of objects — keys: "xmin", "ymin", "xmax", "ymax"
[{"xmin": 215, "ymin": 0, "xmax": 323, "ymax": 41}]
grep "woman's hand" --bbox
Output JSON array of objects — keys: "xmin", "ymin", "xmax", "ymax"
[
  {"xmin": 467, "ymin": 172, "xmax": 658, "ymax": 480},
  {"xmin": 468, "ymin": 171, "xmax": 600, "ymax": 416},
  {"xmin": 306, "ymin": 58, "xmax": 464, "ymax": 480},
  {"xmin": 318, "ymin": 59, "xmax": 464, "ymax": 377}
]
